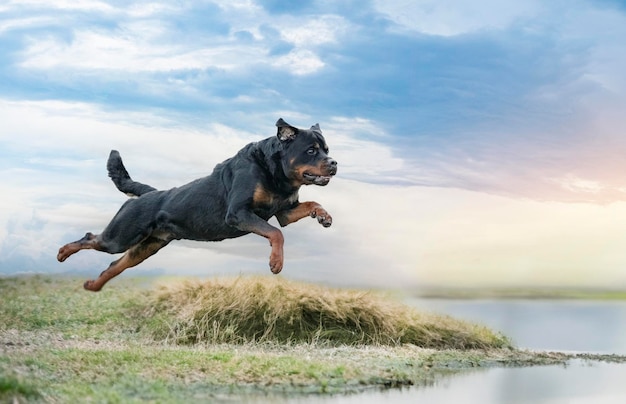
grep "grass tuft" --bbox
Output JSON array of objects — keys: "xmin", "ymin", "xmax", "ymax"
[
  {"xmin": 143, "ymin": 276, "xmax": 510, "ymax": 349},
  {"xmin": 0, "ymin": 375, "xmax": 40, "ymax": 402}
]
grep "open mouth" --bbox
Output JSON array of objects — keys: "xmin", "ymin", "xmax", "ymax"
[{"xmin": 303, "ymin": 172, "xmax": 333, "ymax": 185}]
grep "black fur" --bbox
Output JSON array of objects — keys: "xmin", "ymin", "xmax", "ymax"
[{"xmin": 107, "ymin": 150, "xmax": 156, "ymax": 197}]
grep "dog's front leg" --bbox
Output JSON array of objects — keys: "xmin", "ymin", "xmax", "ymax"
[
  {"xmin": 276, "ymin": 201, "xmax": 332, "ymax": 228},
  {"xmin": 226, "ymin": 207, "xmax": 285, "ymax": 274}
]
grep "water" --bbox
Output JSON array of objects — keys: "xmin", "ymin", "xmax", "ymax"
[
  {"xmin": 408, "ymin": 298, "xmax": 626, "ymax": 354},
  {"xmin": 304, "ymin": 361, "xmax": 626, "ymax": 404},
  {"xmin": 279, "ymin": 299, "xmax": 626, "ymax": 403}
]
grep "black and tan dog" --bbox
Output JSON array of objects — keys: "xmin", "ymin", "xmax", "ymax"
[{"xmin": 57, "ymin": 119, "xmax": 337, "ymax": 291}]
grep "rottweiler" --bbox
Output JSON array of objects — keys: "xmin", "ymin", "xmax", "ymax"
[{"xmin": 57, "ymin": 118, "xmax": 337, "ymax": 291}]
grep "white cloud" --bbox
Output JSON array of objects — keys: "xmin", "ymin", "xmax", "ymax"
[
  {"xmin": 12, "ymin": 2, "xmax": 342, "ymax": 76},
  {"xmin": 4, "ymin": 0, "xmax": 179, "ymax": 16},
  {"xmin": 270, "ymin": 15, "xmax": 349, "ymax": 75},
  {"xmin": 551, "ymin": 174, "xmax": 605, "ymax": 194},
  {"xmin": 5, "ymin": 0, "xmax": 115, "ymax": 13},
  {"xmin": 17, "ymin": 27, "xmax": 322, "ymax": 77},
  {"xmin": 19, "ymin": 25, "xmax": 267, "ymax": 73},
  {"xmin": 125, "ymin": 2, "xmax": 181, "ymax": 18},
  {"xmin": 373, "ymin": 0, "xmax": 540, "ymax": 36},
  {"xmin": 323, "ymin": 117, "xmax": 407, "ymax": 182},
  {"xmin": 334, "ymin": 180, "xmax": 626, "ymax": 288},
  {"xmin": 270, "ymin": 49, "xmax": 325, "ymax": 75},
  {"xmin": 0, "ymin": 99, "xmax": 259, "ymax": 189},
  {"xmin": 279, "ymin": 15, "xmax": 348, "ymax": 46},
  {"xmin": 0, "ymin": 16, "xmax": 57, "ymax": 34},
  {"xmin": 213, "ymin": 0, "xmax": 260, "ymax": 12}
]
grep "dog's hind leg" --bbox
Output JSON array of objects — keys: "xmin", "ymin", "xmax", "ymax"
[
  {"xmin": 83, "ymin": 236, "xmax": 170, "ymax": 292},
  {"xmin": 57, "ymin": 232, "xmax": 105, "ymax": 262},
  {"xmin": 58, "ymin": 194, "xmax": 163, "ymax": 264}
]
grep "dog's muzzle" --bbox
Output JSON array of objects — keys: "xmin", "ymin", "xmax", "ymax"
[
  {"xmin": 303, "ymin": 158, "xmax": 337, "ymax": 186},
  {"xmin": 326, "ymin": 158, "xmax": 338, "ymax": 176}
]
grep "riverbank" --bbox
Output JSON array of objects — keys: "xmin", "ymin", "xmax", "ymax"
[{"xmin": 2, "ymin": 275, "xmax": 625, "ymax": 402}]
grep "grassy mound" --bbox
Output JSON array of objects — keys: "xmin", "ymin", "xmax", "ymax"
[{"xmin": 143, "ymin": 276, "xmax": 510, "ymax": 349}]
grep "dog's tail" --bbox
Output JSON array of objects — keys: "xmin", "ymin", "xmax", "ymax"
[{"xmin": 107, "ymin": 150, "xmax": 157, "ymax": 197}]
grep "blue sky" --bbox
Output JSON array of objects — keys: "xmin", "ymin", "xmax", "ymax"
[{"xmin": 2, "ymin": 0, "xmax": 626, "ymax": 289}]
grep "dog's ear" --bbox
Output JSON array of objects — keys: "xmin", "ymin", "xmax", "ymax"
[
  {"xmin": 276, "ymin": 118, "xmax": 298, "ymax": 141},
  {"xmin": 310, "ymin": 123, "xmax": 321, "ymax": 134}
]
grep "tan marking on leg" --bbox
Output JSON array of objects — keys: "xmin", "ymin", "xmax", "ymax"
[
  {"xmin": 83, "ymin": 237, "xmax": 168, "ymax": 292},
  {"xmin": 276, "ymin": 201, "xmax": 331, "ymax": 227},
  {"xmin": 57, "ymin": 232, "xmax": 100, "ymax": 262},
  {"xmin": 267, "ymin": 229, "xmax": 284, "ymax": 274}
]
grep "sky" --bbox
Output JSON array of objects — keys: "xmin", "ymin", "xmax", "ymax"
[{"xmin": 2, "ymin": 0, "xmax": 626, "ymax": 290}]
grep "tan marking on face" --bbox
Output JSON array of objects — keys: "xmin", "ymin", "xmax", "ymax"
[
  {"xmin": 290, "ymin": 164, "xmax": 326, "ymax": 186},
  {"xmin": 294, "ymin": 164, "xmax": 324, "ymax": 177}
]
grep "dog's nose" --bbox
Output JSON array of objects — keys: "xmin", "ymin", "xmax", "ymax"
[{"xmin": 326, "ymin": 158, "xmax": 338, "ymax": 175}]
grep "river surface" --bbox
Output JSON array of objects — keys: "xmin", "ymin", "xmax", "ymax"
[
  {"xmin": 409, "ymin": 298, "xmax": 626, "ymax": 354},
  {"xmin": 276, "ymin": 299, "xmax": 626, "ymax": 403}
]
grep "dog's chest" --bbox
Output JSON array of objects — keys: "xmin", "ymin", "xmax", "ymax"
[{"xmin": 252, "ymin": 185, "xmax": 297, "ymax": 218}]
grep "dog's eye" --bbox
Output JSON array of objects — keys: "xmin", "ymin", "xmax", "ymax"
[{"xmin": 307, "ymin": 148, "xmax": 317, "ymax": 155}]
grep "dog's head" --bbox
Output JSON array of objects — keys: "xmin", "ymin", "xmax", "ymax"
[{"xmin": 276, "ymin": 118, "xmax": 337, "ymax": 187}]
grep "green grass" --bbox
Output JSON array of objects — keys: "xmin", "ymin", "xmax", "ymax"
[
  {"xmin": 0, "ymin": 375, "xmax": 40, "ymax": 401},
  {"xmin": 1, "ymin": 275, "xmax": 622, "ymax": 402},
  {"xmin": 0, "ymin": 275, "xmax": 144, "ymax": 338}
]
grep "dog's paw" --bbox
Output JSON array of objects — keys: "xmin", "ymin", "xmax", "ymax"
[
  {"xmin": 57, "ymin": 244, "xmax": 76, "ymax": 262},
  {"xmin": 269, "ymin": 250, "xmax": 284, "ymax": 274},
  {"xmin": 83, "ymin": 280, "xmax": 102, "ymax": 292},
  {"xmin": 57, "ymin": 247, "xmax": 68, "ymax": 262},
  {"xmin": 311, "ymin": 208, "xmax": 332, "ymax": 228},
  {"xmin": 269, "ymin": 258, "xmax": 283, "ymax": 274}
]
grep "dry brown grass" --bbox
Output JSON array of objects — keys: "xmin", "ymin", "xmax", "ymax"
[{"xmin": 143, "ymin": 276, "xmax": 510, "ymax": 349}]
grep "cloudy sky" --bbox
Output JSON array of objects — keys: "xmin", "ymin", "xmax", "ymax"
[{"xmin": 2, "ymin": 0, "xmax": 626, "ymax": 290}]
